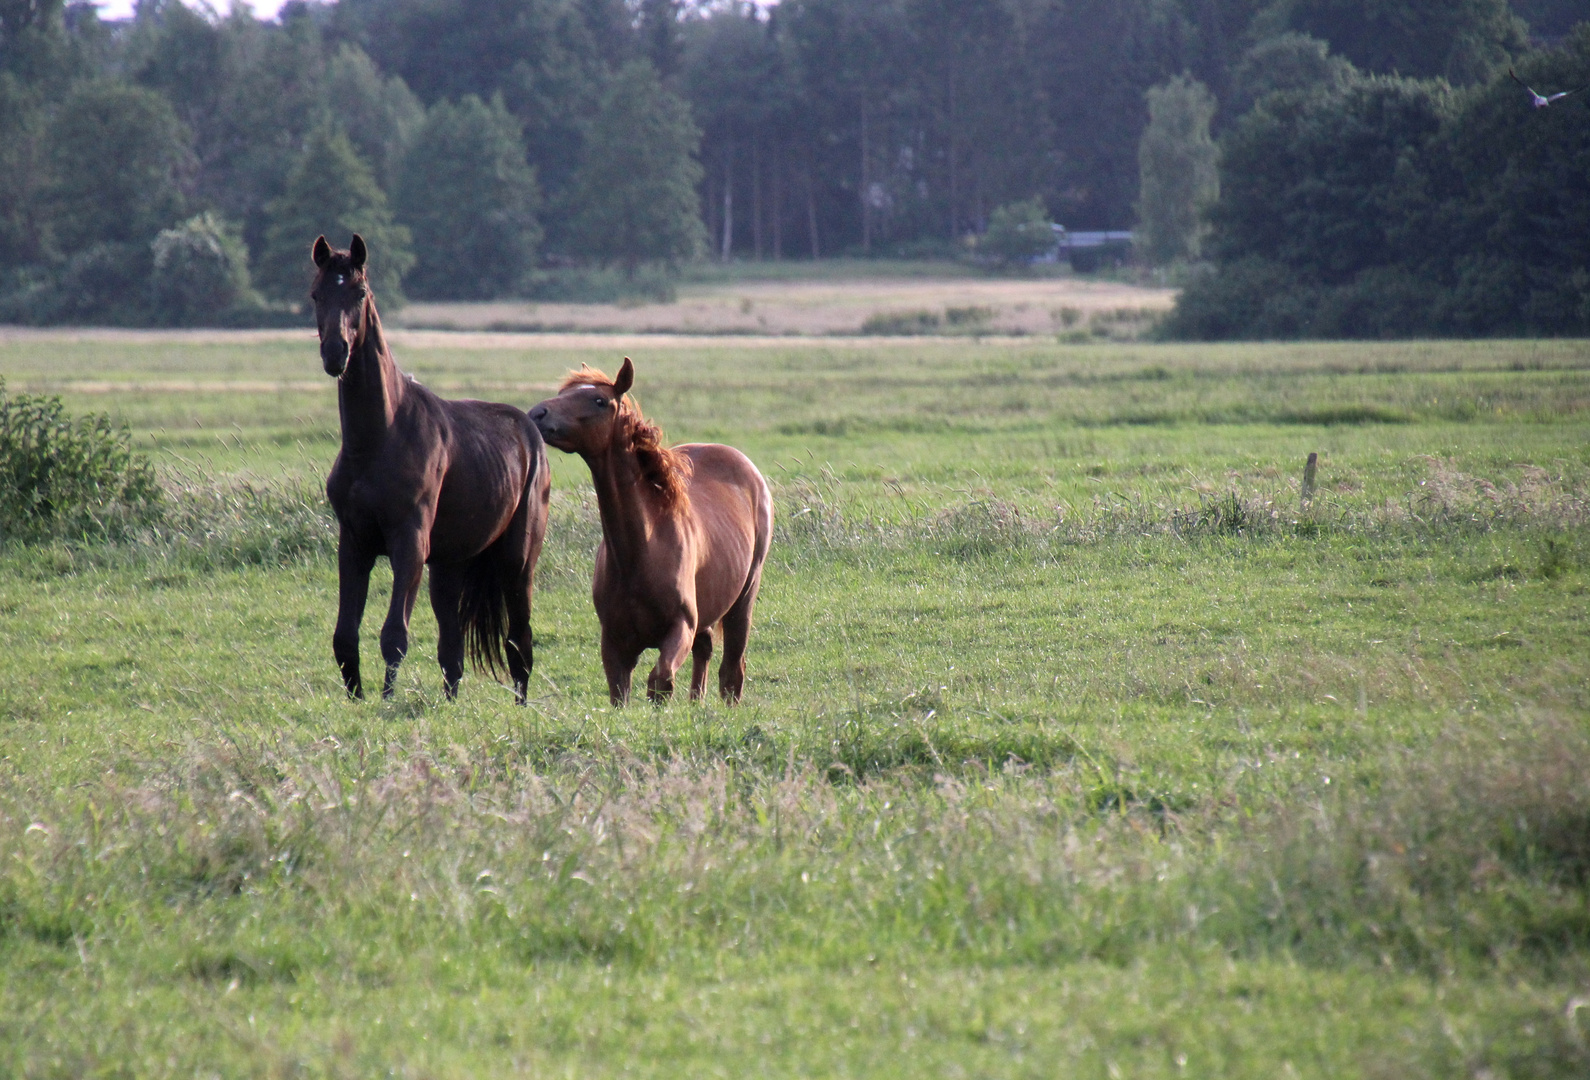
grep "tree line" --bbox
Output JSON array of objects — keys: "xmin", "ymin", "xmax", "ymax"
[
  {"xmin": 1163, "ymin": 18, "xmax": 1590, "ymax": 339},
  {"xmin": 0, "ymin": 0, "xmax": 1582, "ymax": 331}
]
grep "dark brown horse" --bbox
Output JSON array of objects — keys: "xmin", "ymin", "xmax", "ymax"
[
  {"xmin": 311, "ymin": 234, "xmax": 550, "ymax": 703},
  {"xmin": 530, "ymin": 359, "xmax": 772, "ymax": 705}
]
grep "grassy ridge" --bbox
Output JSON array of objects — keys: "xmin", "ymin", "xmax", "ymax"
[{"xmin": 1, "ymin": 335, "xmax": 1588, "ymax": 1076}]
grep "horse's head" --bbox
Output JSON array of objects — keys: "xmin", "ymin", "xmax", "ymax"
[
  {"xmin": 530, "ymin": 358, "xmax": 635, "ymax": 454},
  {"xmin": 310, "ymin": 234, "xmax": 371, "ymax": 377}
]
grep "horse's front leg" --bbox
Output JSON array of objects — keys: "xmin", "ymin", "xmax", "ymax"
[
  {"xmin": 427, "ymin": 563, "xmax": 465, "ymax": 701},
  {"xmin": 601, "ymin": 632, "xmax": 640, "ymax": 706},
  {"xmin": 333, "ymin": 529, "xmax": 376, "ymax": 699},
  {"xmin": 380, "ymin": 529, "xmax": 428, "ymax": 700},
  {"xmin": 647, "ymin": 619, "xmax": 696, "ymax": 704}
]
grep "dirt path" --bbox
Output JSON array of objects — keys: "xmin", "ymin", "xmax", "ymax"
[
  {"xmin": 0, "ymin": 275, "xmax": 1176, "ymax": 346},
  {"xmin": 395, "ymin": 275, "xmax": 1175, "ymax": 337}
]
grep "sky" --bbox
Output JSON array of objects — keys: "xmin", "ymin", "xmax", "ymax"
[
  {"xmin": 94, "ymin": 0, "xmax": 296, "ymax": 21},
  {"xmin": 93, "ymin": 0, "xmax": 780, "ymax": 23}
]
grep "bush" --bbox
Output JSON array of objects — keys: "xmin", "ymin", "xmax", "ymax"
[
  {"xmin": 149, "ymin": 213, "xmax": 262, "ymax": 326},
  {"xmin": 860, "ymin": 309, "xmax": 943, "ymax": 335},
  {"xmin": 0, "ymin": 380, "xmax": 162, "ymax": 542},
  {"xmin": 979, "ymin": 198, "xmax": 1054, "ymax": 268},
  {"xmin": 1161, "ymin": 258, "xmax": 1449, "ymax": 340}
]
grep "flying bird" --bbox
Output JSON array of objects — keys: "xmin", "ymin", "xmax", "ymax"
[{"xmin": 1510, "ymin": 68, "xmax": 1586, "ymax": 108}]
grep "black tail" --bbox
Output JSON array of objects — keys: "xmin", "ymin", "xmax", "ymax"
[{"xmin": 458, "ymin": 545, "xmax": 511, "ymax": 681}]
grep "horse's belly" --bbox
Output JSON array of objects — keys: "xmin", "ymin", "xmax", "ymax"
[{"xmin": 428, "ymin": 472, "xmax": 522, "ymax": 563}]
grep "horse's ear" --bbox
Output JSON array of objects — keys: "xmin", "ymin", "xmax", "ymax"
[
  {"xmin": 312, "ymin": 235, "xmax": 331, "ymax": 268},
  {"xmin": 613, "ymin": 357, "xmax": 634, "ymax": 398},
  {"xmin": 349, "ymin": 234, "xmax": 368, "ymax": 270}
]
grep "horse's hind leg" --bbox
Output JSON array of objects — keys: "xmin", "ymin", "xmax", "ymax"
[
  {"xmin": 427, "ymin": 564, "xmax": 465, "ymax": 700},
  {"xmin": 333, "ymin": 529, "xmax": 376, "ymax": 699},
  {"xmin": 688, "ymin": 630, "xmax": 713, "ymax": 701},
  {"xmin": 502, "ymin": 469, "xmax": 546, "ymax": 706},
  {"xmin": 503, "ymin": 564, "xmax": 533, "ymax": 706},
  {"xmin": 718, "ymin": 576, "xmax": 763, "ymax": 704}
]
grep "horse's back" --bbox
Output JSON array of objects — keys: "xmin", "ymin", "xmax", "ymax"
[
  {"xmin": 414, "ymin": 390, "xmax": 548, "ymax": 563},
  {"xmin": 679, "ymin": 443, "xmax": 769, "ymax": 524}
]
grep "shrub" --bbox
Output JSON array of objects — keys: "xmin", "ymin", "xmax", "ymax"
[
  {"xmin": 860, "ymin": 309, "xmax": 942, "ymax": 335},
  {"xmin": 979, "ymin": 198, "xmax": 1055, "ymax": 268},
  {"xmin": 149, "ymin": 213, "xmax": 261, "ymax": 326},
  {"xmin": 0, "ymin": 380, "xmax": 161, "ymax": 542}
]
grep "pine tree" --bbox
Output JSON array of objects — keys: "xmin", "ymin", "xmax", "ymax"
[{"xmin": 256, "ymin": 125, "xmax": 413, "ymax": 305}]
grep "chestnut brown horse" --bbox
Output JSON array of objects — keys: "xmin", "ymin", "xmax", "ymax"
[
  {"xmin": 312, "ymin": 234, "xmax": 550, "ymax": 703},
  {"xmin": 529, "ymin": 359, "xmax": 772, "ymax": 704}
]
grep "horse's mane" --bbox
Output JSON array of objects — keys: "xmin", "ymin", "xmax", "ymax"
[{"xmin": 560, "ymin": 365, "xmax": 692, "ymax": 513}]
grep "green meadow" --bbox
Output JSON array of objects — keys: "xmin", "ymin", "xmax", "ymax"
[{"xmin": 2, "ymin": 332, "xmax": 1588, "ymax": 1077}]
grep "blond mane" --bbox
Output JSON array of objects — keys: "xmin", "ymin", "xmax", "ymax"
[{"xmin": 559, "ymin": 365, "xmax": 692, "ymax": 513}]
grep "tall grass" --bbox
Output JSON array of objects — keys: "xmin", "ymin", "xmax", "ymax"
[
  {"xmin": 4, "ymin": 714, "xmax": 1586, "ymax": 989},
  {"xmin": 29, "ymin": 449, "xmax": 1580, "ymax": 579},
  {"xmin": 774, "ymin": 456, "xmax": 1590, "ymax": 562}
]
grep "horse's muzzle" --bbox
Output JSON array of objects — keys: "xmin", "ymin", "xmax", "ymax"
[
  {"xmin": 528, "ymin": 404, "xmax": 564, "ymax": 446},
  {"xmin": 321, "ymin": 336, "xmax": 350, "ymax": 377}
]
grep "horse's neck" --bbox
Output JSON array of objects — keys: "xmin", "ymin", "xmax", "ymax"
[
  {"xmin": 586, "ymin": 442, "xmax": 662, "ymax": 573},
  {"xmin": 337, "ymin": 302, "xmax": 406, "ymax": 453}
]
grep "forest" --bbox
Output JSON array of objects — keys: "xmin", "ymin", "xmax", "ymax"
[{"xmin": 0, "ymin": 0, "xmax": 1584, "ymax": 333}]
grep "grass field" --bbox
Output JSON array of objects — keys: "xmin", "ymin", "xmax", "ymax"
[{"xmin": 2, "ymin": 329, "xmax": 1588, "ymax": 1077}]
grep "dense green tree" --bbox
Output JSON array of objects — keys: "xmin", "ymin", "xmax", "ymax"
[
  {"xmin": 209, "ymin": 6, "xmax": 334, "ymax": 259},
  {"xmin": 0, "ymin": 0, "xmax": 85, "ymax": 87},
  {"xmin": 0, "ymin": 73, "xmax": 45, "ymax": 272},
  {"xmin": 1135, "ymin": 74, "xmax": 1219, "ymax": 263},
  {"xmin": 1204, "ymin": 74, "xmax": 1448, "ymax": 283},
  {"xmin": 334, "ymin": 0, "xmax": 610, "ymax": 209},
  {"xmin": 395, "ymin": 94, "xmax": 542, "ymax": 299},
  {"xmin": 131, "ymin": 3, "xmax": 336, "ymax": 263},
  {"xmin": 1417, "ymin": 24, "xmax": 1590, "ymax": 334},
  {"xmin": 257, "ymin": 125, "xmax": 413, "ymax": 304},
  {"xmin": 325, "ymin": 44, "xmax": 424, "ymax": 190},
  {"xmin": 44, "ymin": 79, "xmax": 191, "ymax": 255},
  {"xmin": 1180, "ymin": 0, "xmax": 1270, "ymax": 113},
  {"xmin": 1511, "ymin": 0, "xmax": 1588, "ymax": 44},
  {"xmin": 904, "ymin": 0, "xmax": 1055, "ymax": 240},
  {"xmin": 683, "ymin": 5, "xmax": 795, "ymax": 259},
  {"xmin": 781, "ymin": 0, "xmax": 909, "ymax": 253},
  {"xmin": 1260, "ymin": 0, "xmax": 1526, "ymax": 84},
  {"xmin": 564, "ymin": 60, "xmax": 705, "ymax": 273},
  {"xmin": 1031, "ymin": 0, "xmax": 1193, "ymax": 229},
  {"xmin": 1228, "ymin": 32, "xmax": 1355, "ymax": 115},
  {"xmin": 636, "ymin": 0, "xmax": 684, "ymax": 81}
]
